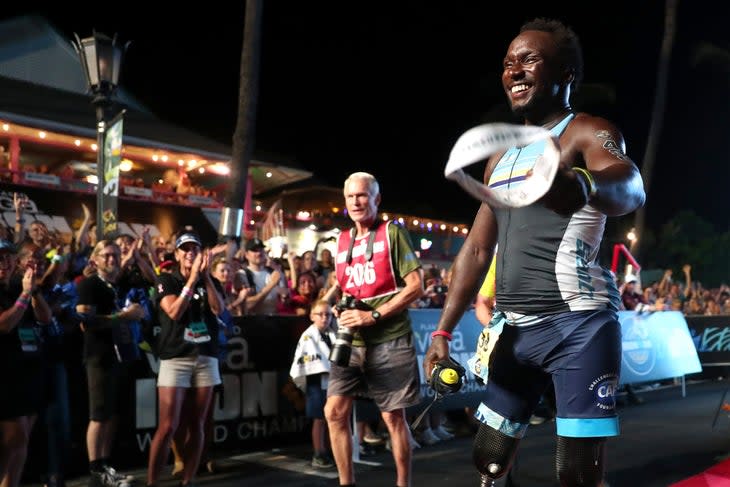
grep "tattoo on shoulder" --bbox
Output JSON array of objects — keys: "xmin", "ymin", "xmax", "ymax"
[{"xmin": 595, "ymin": 130, "xmax": 629, "ymax": 161}]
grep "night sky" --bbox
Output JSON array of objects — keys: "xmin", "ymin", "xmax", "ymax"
[{"xmin": 3, "ymin": 2, "xmax": 729, "ymax": 237}]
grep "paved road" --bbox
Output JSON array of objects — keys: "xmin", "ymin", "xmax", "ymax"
[{"xmin": 44, "ymin": 378, "xmax": 730, "ymax": 487}]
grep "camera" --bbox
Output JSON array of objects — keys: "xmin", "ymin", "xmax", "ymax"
[
  {"xmin": 329, "ymin": 295, "xmax": 368, "ymax": 367},
  {"xmin": 329, "ymin": 325, "xmax": 354, "ymax": 367},
  {"xmin": 433, "ymin": 285, "xmax": 448, "ymax": 294}
]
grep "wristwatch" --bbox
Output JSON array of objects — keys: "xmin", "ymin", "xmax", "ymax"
[{"xmin": 371, "ymin": 310, "xmax": 381, "ymax": 322}]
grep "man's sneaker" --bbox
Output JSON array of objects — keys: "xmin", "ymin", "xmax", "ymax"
[
  {"xmin": 104, "ymin": 466, "xmax": 135, "ymax": 483},
  {"xmin": 311, "ymin": 455, "xmax": 334, "ymax": 469},
  {"xmin": 418, "ymin": 428, "xmax": 441, "ymax": 446},
  {"xmin": 433, "ymin": 425, "xmax": 455, "ymax": 441},
  {"xmin": 385, "ymin": 436, "xmax": 421, "ymax": 451},
  {"xmin": 88, "ymin": 470, "xmax": 130, "ymax": 487},
  {"xmin": 529, "ymin": 414, "xmax": 545, "ymax": 425},
  {"xmin": 362, "ymin": 432, "xmax": 385, "ymax": 445}
]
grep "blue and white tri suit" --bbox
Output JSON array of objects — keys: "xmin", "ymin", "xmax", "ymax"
[{"xmin": 476, "ymin": 113, "xmax": 622, "ymax": 439}]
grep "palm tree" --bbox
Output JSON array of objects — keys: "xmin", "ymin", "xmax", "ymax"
[
  {"xmin": 219, "ymin": 0, "xmax": 264, "ymax": 243},
  {"xmin": 630, "ymin": 0, "xmax": 679, "ymax": 259}
]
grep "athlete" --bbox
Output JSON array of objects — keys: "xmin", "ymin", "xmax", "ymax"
[{"xmin": 424, "ymin": 18, "xmax": 645, "ymax": 487}]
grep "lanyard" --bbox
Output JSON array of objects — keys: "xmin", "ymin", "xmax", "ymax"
[{"xmin": 345, "ymin": 220, "xmax": 380, "ymax": 265}]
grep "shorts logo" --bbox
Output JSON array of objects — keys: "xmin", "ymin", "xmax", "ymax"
[{"xmin": 589, "ymin": 373, "xmax": 619, "ymax": 410}]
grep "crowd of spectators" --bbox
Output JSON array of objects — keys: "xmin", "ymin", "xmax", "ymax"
[
  {"xmin": 1, "ymin": 185, "xmax": 728, "ymax": 487},
  {"xmin": 619, "ymin": 265, "xmax": 730, "ymax": 316},
  {"xmin": 0, "ymin": 191, "xmax": 362, "ymax": 487}
]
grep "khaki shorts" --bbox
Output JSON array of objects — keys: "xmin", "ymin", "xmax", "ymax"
[
  {"xmin": 157, "ymin": 355, "xmax": 221, "ymax": 388},
  {"xmin": 327, "ymin": 333, "xmax": 421, "ymax": 412}
]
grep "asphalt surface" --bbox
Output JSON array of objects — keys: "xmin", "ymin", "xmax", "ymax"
[{"xmin": 37, "ymin": 378, "xmax": 730, "ymax": 487}]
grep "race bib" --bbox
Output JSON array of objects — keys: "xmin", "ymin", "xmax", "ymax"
[
  {"xmin": 184, "ymin": 321, "xmax": 211, "ymax": 344},
  {"xmin": 18, "ymin": 325, "xmax": 38, "ymax": 353},
  {"xmin": 467, "ymin": 311, "xmax": 506, "ymax": 383}
]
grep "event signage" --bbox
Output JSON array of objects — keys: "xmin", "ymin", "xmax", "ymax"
[
  {"xmin": 618, "ymin": 310, "xmax": 702, "ymax": 384},
  {"xmin": 26, "ymin": 304, "xmax": 703, "ymax": 474},
  {"xmin": 101, "ymin": 112, "xmax": 124, "ymax": 237},
  {"xmin": 23, "ymin": 172, "xmax": 60, "ymax": 186},
  {"xmin": 686, "ymin": 315, "xmax": 730, "ymax": 365}
]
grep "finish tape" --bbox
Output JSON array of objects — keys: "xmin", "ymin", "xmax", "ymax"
[{"xmin": 444, "ymin": 123, "xmax": 560, "ymax": 208}]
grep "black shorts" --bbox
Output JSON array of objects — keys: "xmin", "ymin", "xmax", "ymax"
[
  {"xmin": 0, "ymin": 358, "xmax": 44, "ymax": 420},
  {"xmin": 86, "ymin": 356, "xmax": 131, "ymax": 421}
]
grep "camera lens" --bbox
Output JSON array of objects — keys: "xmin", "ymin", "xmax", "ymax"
[{"xmin": 329, "ymin": 326, "xmax": 354, "ymax": 366}]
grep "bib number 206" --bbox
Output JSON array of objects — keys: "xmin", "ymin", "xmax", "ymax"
[{"xmin": 345, "ymin": 262, "xmax": 376, "ymax": 289}]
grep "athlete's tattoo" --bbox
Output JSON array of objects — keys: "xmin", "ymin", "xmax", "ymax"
[{"xmin": 595, "ymin": 130, "xmax": 629, "ymax": 161}]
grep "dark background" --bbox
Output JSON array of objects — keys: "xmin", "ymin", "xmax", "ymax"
[{"xmin": 2, "ymin": 2, "xmax": 729, "ymax": 235}]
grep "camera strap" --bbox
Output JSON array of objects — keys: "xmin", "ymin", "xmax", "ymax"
[
  {"xmin": 345, "ymin": 220, "xmax": 381, "ymax": 265},
  {"xmin": 410, "ymin": 395, "xmax": 438, "ymax": 431}
]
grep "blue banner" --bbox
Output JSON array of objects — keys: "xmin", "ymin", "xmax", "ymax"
[
  {"xmin": 409, "ymin": 309, "xmax": 487, "ymax": 411},
  {"xmin": 619, "ymin": 310, "xmax": 702, "ymax": 384},
  {"xmin": 409, "ymin": 309, "xmax": 702, "ymax": 390}
]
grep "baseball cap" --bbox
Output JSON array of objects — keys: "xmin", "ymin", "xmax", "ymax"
[
  {"xmin": 245, "ymin": 238, "xmax": 266, "ymax": 252},
  {"xmin": 175, "ymin": 232, "xmax": 202, "ymax": 249},
  {"xmin": 625, "ymin": 275, "xmax": 638, "ymax": 284},
  {"xmin": 0, "ymin": 239, "xmax": 17, "ymax": 253}
]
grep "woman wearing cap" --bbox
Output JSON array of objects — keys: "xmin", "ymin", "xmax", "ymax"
[
  {"xmin": 0, "ymin": 239, "xmax": 52, "ymax": 487},
  {"xmin": 146, "ymin": 232, "xmax": 224, "ymax": 487}
]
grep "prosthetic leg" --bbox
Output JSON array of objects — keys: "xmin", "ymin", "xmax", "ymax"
[
  {"xmin": 472, "ymin": 423, "xmax": 520, "ymax": 486},
  {"xmin": 555, "ymin": 436, "xmax": 607, "ymax": 487}
]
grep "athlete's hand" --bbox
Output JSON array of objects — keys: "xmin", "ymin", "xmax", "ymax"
[
  {"xmin": 540, "ymin": 163, "xmax": 589, "ymax": 216},
  {"xmin": 423, "ymin": 336, "xmax": 450, "ymax": 381}
]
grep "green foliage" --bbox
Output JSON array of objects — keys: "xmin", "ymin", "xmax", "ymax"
[{"xmin": 651, "ymin": 210, "xmax": 730, "ymax": 287}]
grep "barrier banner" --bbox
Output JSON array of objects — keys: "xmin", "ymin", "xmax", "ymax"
[
  {"xmin": 30, "ymin": 309, "xmax": 703, "ymax": 479},
  {"xmin": 619, "ymin": 310, "xmax": 702, "ymax": 384},
  {"xmin": 131, "ymin": 315, "xmax": 311, "ymax": 463},
  {"xmin": 410, "ymin": 309, "xmax": 703, "ymax": 389},
  {"xmin": 409, "ymin": 309, "xmax": 488, "ymax": 412},
  {"xmin": 686, "ymin": 315, "xmax": 730, "ymax": 365}
]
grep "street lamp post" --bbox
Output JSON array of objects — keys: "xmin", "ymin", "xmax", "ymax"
[{"xmin": 73, "ymin": 32, "xmax": 128, "ymax": 242}]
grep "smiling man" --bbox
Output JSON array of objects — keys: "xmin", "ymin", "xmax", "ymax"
[{"xmin": 423, "ymin": 18, "xmax": 645, "ymax": 487}]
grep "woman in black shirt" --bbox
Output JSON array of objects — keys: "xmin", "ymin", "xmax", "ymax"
[
  {"xmin": 146, "ymin": 232, "xmax": 223, "ymax": 487},
  {"xmin": 0, "ymin": 239, "xmax": 51, "ymax": 487}
]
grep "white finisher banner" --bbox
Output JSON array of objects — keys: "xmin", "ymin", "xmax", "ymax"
[{"xmin": 444, "ymin": 123, "xmax": 560, "ymax": 208}]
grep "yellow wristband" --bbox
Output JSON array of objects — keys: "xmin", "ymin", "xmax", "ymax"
[{"xmin": 573, "ymin": 167, "xmax": 597, "ymax": 198}]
